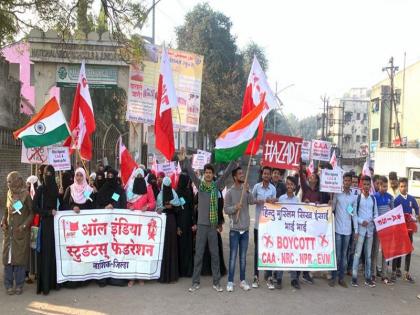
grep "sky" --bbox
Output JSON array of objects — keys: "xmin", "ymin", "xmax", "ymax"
[{"xmin": 139, "ymin": 0, "xmax": 420, "ymax": 118}]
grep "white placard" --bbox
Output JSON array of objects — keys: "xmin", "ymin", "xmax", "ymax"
[
  {"xmin": 311, "ymin": 140, "xmax": 332, "ymax": 162},
  {"xmin": 21, "ymin": 143, "xmax": 49, "ymax": 165},
  {"xmin": 320, "ymin": 168, "xmax": 343, "ymax": 193},
  {"xmin": 48, "ymin": 146, "xmax": 71, "ymax": 171}
]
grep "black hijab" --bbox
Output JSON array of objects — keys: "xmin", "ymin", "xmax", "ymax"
[
  {"xmin": 95, "ymin": 171, "xmax": 106, "ymax": 190},
  {"xmin": 147, "ymin": 173, "xmax": 160, "ymax": 198},
  {"xmin": 62, "ymin": 170, "xmax": 74, "ymax": 192},
  {"xmin": 177, "ymin": 173, "xmax": 192, "ymax": 199},
  {"xmin": 133, "ymin": 177, "xmax": 147, "ymax": 195},
  {"xmin": 162, "ymin": 184, "xmax": 174, "ymax": 204},
  {"xmin": 43, "ymin": 165, "xmax": 59, "ymax": 209},
  {"xmin": 96, "ymin": 168, "xmax": 119, "ymax": 208}
]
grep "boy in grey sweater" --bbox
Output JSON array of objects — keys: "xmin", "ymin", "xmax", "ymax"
[{"xmin": 224, "ymin": 167, "xmax": 254, "ymax": 292}]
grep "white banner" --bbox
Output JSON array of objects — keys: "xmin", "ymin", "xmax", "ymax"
[
  {"xmin": 311, "ymin": 140, "xmax": 331, "ymax": 162},
  {"xmin": 320, "ymin": 169, "xmax": 343, "ymax": 193},
  {"xmin": 48, "ymin": 146, "xmax": 71, "ymax": 171},
  {"xmin": 258, "ymin": 203, "xmax": 336, "ymax": 271},
  {"xmin": 156, "ymin": 161, "xmax": 177, "ymax": 175},
  {"xmin": 301, "ymin": 140, "xmax": 311, "ymax": 161},
  {"xmin": 192, "ymin": 150, "xmax": 211, "ymax": 170},
  {"xmin": 21, "ymin": 143, "xmax": 49, "ymax": 165},
  {"xmin": 54, "ymin": 209, "xmax": 166, "ymax": 282}
]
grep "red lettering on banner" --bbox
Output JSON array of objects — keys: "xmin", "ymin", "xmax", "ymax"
[
  {"xmin": 82, "ymin": 219, "xmax": 108, "ymax": 236},
  {"xmin": 299, "ymin": 253, "xmax": 313, "ymax": 264},
  {"xmin": 66, "ymin": 243, "xmax": 109, "ymax": 262},
  {"xmin": 147, "ymin": 219, "xmax": 157, "ymax": 240},
  {"xmin": 277, "ymin": 236, "xmax": 316, "ymax": 250},
  {"xmin": 317, "ymin": 253, "xmax": 331, "ymax": 264},
  {"xmin": 314, "ymin": 142, "xmax": 328, "ymax": 149},
  {"xmin": 262, "ymin": 252, "xmax": 276, "ymax": 264},
  {"xmin": 281, "ymin": 252, "xmax": 294, "ymax": 264}
]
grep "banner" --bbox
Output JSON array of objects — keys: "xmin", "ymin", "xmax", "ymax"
[
  {"xmin": 311, "ymin": 140, "xmax": 331, "ymax": 161},
  {"xmin": 48, "ymin": 146, "xmax": 71, "ymax": 171},
  {"xmin": 54, "ymin": 209, "xmax": 166, "ymax": 282},
  {"xmin": 126, "ymin": 44, "xmax": 204, "ymax": 132},
  {"xmin": 21, "ymin": 143, "xmax": 48, "ymax": 165},
  {"xmin": 258, "ymin": 203, "xmax": 336, "ymax": 271},
  {"xmin": 320, "ymin": 168, "xmax": 343, "ymax": 193},
  {"xmin": 301, "ymin": 140, "xmax": 311, "ymax": 161},
  {"xmin": 192, "ymin": 149, "xmax": 211, "ymax": 170},
  {"xmin": 156, "ymin": 161, "xmax": 177, "ymax": 175},
  {"xmin": 262, "ymin": 133, "xmax": 303, "ymax": 170},
  {"xmin": 374, "ymin": 205, "xmax": 413, "ymax": 261}
]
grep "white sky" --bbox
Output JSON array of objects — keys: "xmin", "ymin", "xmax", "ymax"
[{"xmin": 140, "ymin": 0, "xmax": 420, "ymax": 118}]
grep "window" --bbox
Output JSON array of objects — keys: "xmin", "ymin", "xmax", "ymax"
[
  {"xmin": 356, "ymin": 135, "xmax": 361, "ymax": 142},
  {"xmin": 363, "ymin": 113, "xmax": 367, "ymax": 120},
  {"xmin": 372, "ymin": 128, "xmax": 379, "ymax": 141},
  {"xmin": 356, "ymin": 113, "xmax": 360, "ymax": 120},
  {"xmin": 344, "ymin": 112, "xmax": 352, "ymax": 123},
  {"xmin": 362, "ymin": 135, "xmax": 367, "ymax": 142}
]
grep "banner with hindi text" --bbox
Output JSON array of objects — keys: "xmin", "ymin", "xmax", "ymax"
[
  {"xmin": 54, "ymin": 209, "xmax": 166, "ymax": 283},
  {"xmin": 258, "ymin": 203, "xmax": 336, "ymax": 271}
]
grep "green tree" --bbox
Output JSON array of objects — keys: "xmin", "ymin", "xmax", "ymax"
[
  {"xmin": 176, "ymin": 3, "xmax": 246, "ymax": 142},
  {"xmin": 297, "ymin": 115, "xmax": 318, "ymax": 140},
  {"xmin": 241, "ymin": 41, "xmax": 268, "ymax": 74},
  {"xmin": 96, "ymin": 3, "xmax": 108, "ymax": 39},
  {"xmin": 76, "ymin": 0, "xmax": 94, "ymax": 39}
]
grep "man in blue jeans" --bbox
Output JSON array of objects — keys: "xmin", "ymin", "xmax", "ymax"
[
  {"xmin": 329, "ymin": 172, "xmax": 356, "ymax": 287},
  {"xmin": 351, "ymin": 176, "xmax": 378, "ymax": 288},
  {"xmin": 224, "ymin": 166, "xmax": 254, "ymax": 292}
]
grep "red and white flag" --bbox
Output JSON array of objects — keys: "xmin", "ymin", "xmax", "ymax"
[
  {"xmin": 119, "ymin": 137, "xmax": 138, "ymax": 187},
  {"xmin": 241, "ymin": 56, "xmax": 277, "ymax": 155},
  {"xmin": 330, "ymin": 150, "xmax": 338, "ymax": 168},
  {"xmin": 374, "ymin": 205, "xmax": 413, "ymax": 261},
  {"xmin": 64, "ymin": 61, "xmax": 95, "ymax": 160},
  {"xmin": 154, "ymin": 47, "xmax": 177, "ymax": 161},
  {"xmin": 306, "ymin": 159, "xmax": 315, "ymax": 177},
  {"xmin": 170, "ymin": 161, "xmax": 182, "ymax": 189},
  {"xmin": 361, "ymin": 159, "xmax": 375, "ymax": 194}
]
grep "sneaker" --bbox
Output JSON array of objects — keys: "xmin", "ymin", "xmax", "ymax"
[
  {"xmin": 396, "ymin": 269, "xmax": 402, "ymax": 278},
  {"xmin": 6, "ymin": 288, "xmax": 15, "ymax": 295},
  {"xmin": 365, "ymin": 280, "xmax": 376, "ymax": 288},
  {"xmin": 275, "ymin": 279, "xmax": 282, "ymax": 290},
  {"xmin": 240, "ymin": 280, "xmax": 251, "ymax": 291},
  {"xmin": 252, "ymin": 276, "xmax": 259, "ymax": 288},
  {"xmin": 405, "ymin": 273, "xmax": 415, "ymax": 284},
  {"xmin": 212, "ymin": 284, "xmax": 223, "ymax": 292},
  {"xmin": 302, "ymin": 273, "xmax": 314, "ymax": 285},
  {"xmin": 382, "ymin": 277, "xmax": 394, "ymax": 286},
  {"xmin": 226, "ymin": 282, "xmax": 234, "ymax": 292},
  {"xmin": 328, "ymin": 279, "xmax": 336, "ymax": 287},
  {"xmin": 351, "ymin": 279, "xmax": 358, "ymax": 287},
  {"xmin": 371, "ymin": 275, "xmax": 376, "ymax": 283},
  {"xmin": 291, "ymin": 279, "xmax": 301, "ymax": 290},
  {"xmin": 266, "ymin": 277, "xmax": 275, "ymax": 290},
  {"xmin": 188, "ymin": 283, "xmax": 200, "ymax": 292},
  {"xmin": 338, "ymin": 279, "xmax": 348, "ymax": 288}
]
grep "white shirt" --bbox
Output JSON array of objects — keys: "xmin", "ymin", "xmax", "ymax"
[
  {"xmin": 278, "ymin": 193, "xmax": 300, "ymax": 204},
  {"xmin": 252, "ymin": 182, "xmax": 276, "ymax": 229}
]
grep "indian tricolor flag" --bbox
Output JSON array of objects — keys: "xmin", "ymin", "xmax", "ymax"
[
  {"xmin": 215, "ymin": 94, "xmax": 266, "ymax": 162},
  {"xmin": 13, "ymin": 97, "xmax": 70, "ymax": 148}
]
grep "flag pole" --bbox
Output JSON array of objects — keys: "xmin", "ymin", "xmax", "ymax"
[
  {"xmin": 236, "ymin": 139, "xmax": 256, "ymax": 221},
  {"xmin": 77, "ymin": 149, "xmax": 90, "ymax": 178}
]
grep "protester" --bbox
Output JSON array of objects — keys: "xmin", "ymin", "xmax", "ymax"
[
  {"xmin": 94, "ymin": 171, "xmax": 106, "ymax": 192},
  {"xmin": 157, "ymin": 172, "xmax": 165, "ymax": 189},
  {"xmin": 224, "ymin": 166, "xmax": 254, "ymax": 292},
  {"xmin": 179, "ymin": 149, "xmax": 237, "ymax": 293},
  {"xmin": 372, "ymin": 175, "xmax": 381, "ymax": 193},
  {"xmin": 329, "ymin": 173, "xmax": 356, "ymax": 288},
  {"xmin": 33, "ymin": 165, "xmax": 60, "ymax": 295},
  {"xmin": 251, "ymin": 166, "xmax": 277, "ymax": 289},
  {"xmin": 392, "ymin": 177, "xmax": 419, "ymax": 283},
  {"xmin": 176, "ymin": 173, "xmax": 196, "ymax": 277},
  {"xmin": 277, "ymin": 176, "xmax": 300, "ymax": 289},
  {"xmin": 63, "ymin": 168, "xmax": 94, "ymax": 212},
  {"xmin": 126, "ymin": 168, "xmax": 156, "ymax": 211},
  {"xmin": 271, "ymin": 168, "xmax": 287, "ymax": 198},
  {"xmin": 373, "ymin": 176, "xmax": 394, "ymax": 284},
  {"xmin": 147, "ymin": 173, "xmax": 160, "ymax": 199},
  {"xmin": 2, "ymin": 172, "xmax": 34, "ymax": 295},
  {"xmin": 351, "ymin": 176, "xmax": 378, "ymax": 288},
  {"xmin": 25, "ymin": 175, "xmax": 38, "ymax": 283},
  {"xmin": 157, "ymin": 177, "xmax": 181, "ymax": 283},
  {"xmin": 61, "ymin": 169, "xmax": 74, "ymax": 193},
  {"xmin": 388, "ymin": 171, "xmax": 399, "ymax": 198}
]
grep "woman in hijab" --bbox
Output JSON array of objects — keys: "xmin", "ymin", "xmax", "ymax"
[
  {"xmin": 33, "ymin": 165, "xmax": 60, "ymax": 295},
  {"xmin": 1, "ymin": 172, "xmax": 34, "ymax": 295},
  {"xmin": 94, "ymin": 171, "xmax": 106, "ymax": 192},
  {"xmin": 126, "ymin": 168, "xmax": 156, "ymax": 212},
  {"xmin": 25, "ymin": 175, "xmax": 39, "ymax": 283},
  {"xmin": 147, "ymin": 173, "xmax": 160, "ymax": 199},
  {"xmin": 61, "ymin": 170, "xmax": 74, "ymax": 194},
  {"xmin": 157, "ymin": 177, "xmax": 181, "ymax": 283},
  {"xmin": 63, "ymin": 168, "xmax": 94, "ymax": 212},
  {"xmin": 176, "ymin": 173, "xmax": 195, "ymax": 277}
]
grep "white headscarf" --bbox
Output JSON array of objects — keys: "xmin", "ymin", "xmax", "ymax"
[
  {"xmin": 126, "ymin": 168, "xmax": 146, "ymax": 203},
  {"xmin": 70, "ymin": 168, "xmax": 93, "ymax": 204}
]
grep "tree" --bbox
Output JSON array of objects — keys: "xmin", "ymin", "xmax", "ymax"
[
  {"xmin": 96, "ymin": 3, "xmax": 108, "ymax": 39},
  {"xmin": 241, "ymin": 41, "xmax": 268, "ymax": 74},
  {"xmin": 176, "ymin": 3, "xmax": 246, "ymax": 142},
  {"xmin": 76, "ymin": 0, "xmax": 94, "ymax": 39},
  {"xmin": 297, "ymin": 115, "xmax": 318, "ymax": 140}
]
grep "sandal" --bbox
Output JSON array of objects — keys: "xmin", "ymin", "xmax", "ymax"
[
  {"xmin": 128, "ymin": 280, "xmax": 135, "ymax": 287},
  {"xmin": 15, "ymin": 287, "xmax": 23, "ymax": 295}
]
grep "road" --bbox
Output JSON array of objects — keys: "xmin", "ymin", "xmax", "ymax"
[{"xmin": 1, "ymin": 205, "xmax": 419, "ymax": 315}]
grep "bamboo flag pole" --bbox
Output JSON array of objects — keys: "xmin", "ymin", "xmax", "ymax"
[{"xmin": 236, "ymin": 139, "xmax": 256, "ymax": 221}]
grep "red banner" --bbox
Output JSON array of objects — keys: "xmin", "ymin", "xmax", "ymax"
[{"xmin": 262, "ymin": 133, "xmax": 303, "ymax": 170}]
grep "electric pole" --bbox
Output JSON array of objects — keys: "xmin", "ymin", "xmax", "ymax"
[{"xmin": 320, "ymin": 95, "xmax": 328, "ymax": 140}]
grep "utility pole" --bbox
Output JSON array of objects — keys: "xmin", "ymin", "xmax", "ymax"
[
  {"xmin": 320, "ymin": 95, "xmax": 328, "ymax": 140},
  {"xmin": 382, "ymin": 57, "xmax": 401, "ymax": 146}
]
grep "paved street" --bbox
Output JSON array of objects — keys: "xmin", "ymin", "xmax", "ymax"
[{"xmin": 1, "ymin": 205, "xmax": 419, "ymax": 315}]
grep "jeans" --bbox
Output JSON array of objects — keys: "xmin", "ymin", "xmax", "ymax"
[
  {"xmin": 371, "ymin": 231, "xmax": 380, "ymax": 277},
  {"xmin": 228, "ymin": 230, "xmax": 249, "ymax": 282},
  {"xmin": 4, "ymin": 265, "xmax": 25, "ymax": 289},
  {"xmin": 332, "ymin": 233, "xmax": 351, "ymax": 281},
  {"xmin": 352, "ymin": 232, "xmax": 373, "ymax": 281},
  {"xmin": 254, "ymin": 229, "xmax": 259, "ymax": 278},
  {"xmin": 192, "ymin": 225, "xmax": 220, "ymax": 285}
]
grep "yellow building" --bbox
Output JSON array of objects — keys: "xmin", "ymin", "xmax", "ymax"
[{"xmin": 369, "ymin": 58, "xmax": 420, "ymax": 161}]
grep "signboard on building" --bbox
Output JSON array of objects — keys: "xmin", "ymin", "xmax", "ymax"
[
  {"xmin": 126, "ymin": 44, "xmax": 204, "ymax": 132},
  {"xmin": 56, "ymin": 64, "xmax": 118, "ymax": 88}
]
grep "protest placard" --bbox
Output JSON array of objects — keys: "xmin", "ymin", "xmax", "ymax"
[
  {"xmin": 54, "ymin": 209, "xmax": 166, "ymax": 282},
  {"xmin": 301, "ymin": 140, "xmax": 311, "ymax": 161},
  {"xmin": 258, "ymin": 203, "xmax": 336, "ymax": 271},
  {"xmin": 192, "ymin": 150, "xmax": 211, "ymax": 170},
  {"xmin": 311, "ymin": 140, "xmax": 332, "ymax": 161},
  {"xmin": 21, "ymin": 143, "xmax": 48, "ymax": 165},
  {"xmin": 320, "ymin": 168, "xmax": 343, "ymax": 193},
  {"xmin": 48, "ymin": 147, "xmax": 71, "ymax": 171},
  {"xmin": 262, "ymin": 133, "xmax": 303, "ymax": 170},
  {"xmin": 156, "ymin": 161, "xmax": 177, "ymax": 175}
]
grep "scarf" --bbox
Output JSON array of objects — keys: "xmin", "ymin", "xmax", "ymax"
[
  {"xmin": 6, "ymin": 171, "xmax": 28, "ymax": 210},
  {"xmin": 199, "ymin": 180, "xmax": 218, "ymax": 227},
  {"xmin": 126, "ymin": 168, "xmax": 147, "ymax": 203},
  {"xmin": 162, "ymin": 177, "xmax": 174, "ymax": 204},
  {"xmin": 70, "ymin": 167, "xmax": 93, "ymax": 204},
  {"xmin": 95, "ymin": 171, "xmax": 106, "ymax": 190},
  {"xmin": 96, "ymin": 168, "xmax": 119, "ymax": 208}
]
